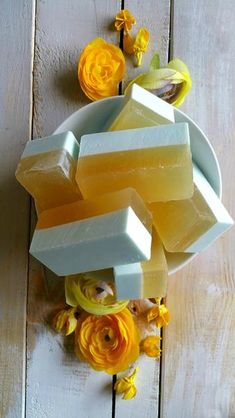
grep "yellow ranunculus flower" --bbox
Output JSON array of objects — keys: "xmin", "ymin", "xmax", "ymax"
[
  {"xmin": 114, "ymin": 368, "xmax": 138, "ymax": 400},
  {"xmin": 125, "ymin": 57, "xmax": 192, "ymax": 106},
  {"xmin": 133, "ymin": 28, "xmax": 150, "ymax": 66},
  {"xmin": 114, "ymin": 9, "xmax": 136, "ymax": 33},
  {"xmin": 78, "ymin": 38, "xmax": 125, "ymax": 101},
  {"xmin": 140, "ymin": 336, "xmax": 161, "ymax": 358},
  {"xmin": 75, "ymin": 309, "xmax": 140, "ymax": 374},
  {"xmin": 65, "ymin": 274, "xmax": 128, "ymax": 315}
]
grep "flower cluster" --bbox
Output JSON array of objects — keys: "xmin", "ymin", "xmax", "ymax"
[
  {"xmin": 78, "ymin": 9, "xmax": 192, "ymax": 105},
  {"xmin": 53, "ymin": 275, "xmax": 170, "ymax": 401}
]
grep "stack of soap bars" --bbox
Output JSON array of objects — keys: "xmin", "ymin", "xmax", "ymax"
[{"xmin": 16, "ymin": 84, "xmax": 234, "ymax": 302}]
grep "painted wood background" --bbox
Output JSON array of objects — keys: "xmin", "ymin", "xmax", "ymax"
[{"xmin": 0, "ymin": 1, "xmax": 234, "ymax": 417}]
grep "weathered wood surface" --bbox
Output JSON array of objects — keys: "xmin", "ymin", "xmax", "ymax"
[
  {"xmin": 1, "ymin": 0, "xmax": 235, "ymax": 417},
  {"xmin": 161, "ymin": 1, "xmax": 235, "ymax": 418},
  {"xmin": 26, "ymin": 1, "xmax": 119, "ymax": 418},
  {"xmin": 115, "ymin": 1, "xmax": 170, "ymax": 417},
  {"xmin": 0, "ymin": 1, "xmax": 35, "ymax": 417}
]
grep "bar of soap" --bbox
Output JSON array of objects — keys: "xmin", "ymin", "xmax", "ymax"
[
  {"xmin": 107, "ymin": 83, "xmax": 175, "ymax": 131},
  {"xmin": 30, "ymin": 189, "xmax": 152, "ymax": 276},
  {"xmin": 149, "ymin": 164, "xmax": 234, "ymax": 253},
  {"xmin": 114, "ymin": 229, "xmax": 168, "ymax": 300},
  {"xmin": 76, "ymin": 123, "xmax": 193, "ymax": 202},
  {"xmin": 15, "ymin": 131, "xmax": 82, "ymax": 211}
]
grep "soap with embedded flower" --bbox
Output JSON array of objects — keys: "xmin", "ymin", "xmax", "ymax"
[
  {"xmin": 107, "ymin": 83, "xmax": 175, "ymax": 130},
  {"xmin": 76, "ymin": 122, "xmax": 193, "ymax": 202},
  {"xmin": 149, "ymin": 164, "xmax": 234, "ymax": 253},
  {"xmin": 15, "ymin": 131, "xmax": 82, "ymax": 212}
]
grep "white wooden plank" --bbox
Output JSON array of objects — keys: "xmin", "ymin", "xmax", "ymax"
[
  {"xmin": 26, "ymin": 1, "xmax": 120, "ymax": 417},
  {"xmin": 115, "ymin": 1, "xmax": 170, "ymax": 417},
  {"xmin": 161, "ymin": 1, "xmax": 235, "ymax": 417},
  {"xmin": 0, "ymin": 1, "xmax": 35, "ymax": 417}
]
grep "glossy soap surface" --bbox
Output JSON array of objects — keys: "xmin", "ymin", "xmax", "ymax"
[
  {"xmin": 36, "ymin": 187, "xmax": 152, "ymax": 233},
  {"xmin": 149, "ymin": 186, "xmax": 217, "ymax": 253},
  {"xmin": 16, "ymin": 149, "xmax": 81, "ymax": 212},
  {"xmin": 76, "ymin": 124, "xmax": 193, "ymax": 202},
  {"xmin": 108, "ymin": 83, "xmax": 175, "ymax": 131}
]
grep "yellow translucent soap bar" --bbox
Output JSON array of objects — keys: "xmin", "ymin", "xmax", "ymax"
[
  {"xmin": 36, "ymin": 187, "xmax": 152, "ymax": 233},
  {"xmin": 114, "ymin": 228, "xmax": 168, "ymax": 300},
  {"xmin": 149, "ymin": 165, "xmax": 234, "ymax": 253},
  {"xmin": 15, "ymin": 132, "xmax": 82, "ymax": 212},
  {"xmin": 76, "ymin": 123, "xmax": 193, "ymax": 202},
  {"xmin": 108, "ymin": 83, "xmax": 175, "ymax": 131}
]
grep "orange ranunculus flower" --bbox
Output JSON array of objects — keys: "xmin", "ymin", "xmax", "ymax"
[
  {"xmin": 78, "ymin": 38, "xmax": 125, "ymax": 101},
  {"xmin": 75, "ymin": 308, "xmax": 140, "ymax": 374}
]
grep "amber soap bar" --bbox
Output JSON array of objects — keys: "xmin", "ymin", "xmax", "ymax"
[
  {"xmin": 114, "ymin": 228, "xmax": 168, "ymax": 300},
  {"xmin": 30, "ymin": 188, "xmax": 152, "ymax": 276},
  {"xmin": 149, "ymin": 164, "xmax": 234, "ymax": 253},
  {"xmin": 107, "ymin": 83, "xmax": 175, "ymax": 131},
  {"xmin": 15, "ymin": 131, "xmax": 82, "ymax": 212},
  {"xmin": 76, "ymin": 123, "xmax": 193, "ymax": 202}
]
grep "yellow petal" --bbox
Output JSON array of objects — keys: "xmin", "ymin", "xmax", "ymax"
[
  {"xmin": 53, "ymin": 310, "xmax": 68, "ymax": 333},
  {"xmin": 65, "ymin": 315, "xmax": 78, "ymax": 336},
  {"xmin": 123, "ymin": 33, "xmax": 134, "ymax": 55},
  {"xmin": 65, "ymin": 275, "xmax": 128, "ymax": 315}
]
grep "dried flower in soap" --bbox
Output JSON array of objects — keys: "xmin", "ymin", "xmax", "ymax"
[
  {"xmin": 114, "ymin": 368, "xmax": 139, "ymax": 400},
  {"xmin": 75, "ymin": 309, "xmax": 140, "ymax": 374},
  {"xmin": 133, "ymin": 28, "xmax": 150, "ymax": 66},
  {"xmin": 78, "ymin": 38, "xmax": 125, "ymax": 101},
  {"xmin": 114, "ymin": 9, "xmax": 136, "ymax": 33},
  {"xmin": 140, "ymin": 336, "xmax": 161, "ymax": 358}
]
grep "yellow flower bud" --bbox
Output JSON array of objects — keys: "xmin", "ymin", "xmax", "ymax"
[
  {"xmin": 114, "ymin": 368, "xmax": 139, "ymax": 400},
  {"xmin": 133, "ymin": 28, "xmax": 150, "ymax": 66},
  {"xmin": 53, "ymin": 307, "xmax": 78, "ymax": 336},
  {"xmin": 140, "ymin": 336, "xmax": 161, "ymax": 358},
  {"xmin": 114, "ymin": 9, "xmax": 136, "ymax": 33},
  {"xmin": 147, "ymin": 301, "xmax": 170, "ymax": 328}
]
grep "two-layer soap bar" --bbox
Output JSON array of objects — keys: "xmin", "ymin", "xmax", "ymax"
[
  {"xmin": 15, "ymin": 131, "xmax": 82, "ymax": 212},
  {"xmin": 149, "ymin": 164, "xmax": 234, "ymax": 253},
  {"xmin": 114, "ymin": 228, "xmax": 168, "ymax": 300},
  {"xmin": 107, "ymin": 83, "xmax": 175, "ymax": 131},
  {"xmin": 76, "ymin": 123, "xmax": 193, "ymax": 202},
  {"xmin": 30, "ymin": 188, "xmax": 152, "ymax": 276}
]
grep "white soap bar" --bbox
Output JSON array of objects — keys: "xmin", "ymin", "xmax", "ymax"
[
  {"xmin": 79, "ymin": 122, "xmax": 189, "ymax": 156},
  {"xmin": 21, "ymin": 131, "xmax": 79, "ymax": 160},
  {"xmin": 186, "ymin": 165, "xmax": 234, "ymax": 252},
  {"xmin": 30, "ymin": 207, "xmax": 152, "ymax": 276},
  {"xmin": 114, "ymin": 229, "xmax": 168, "ymax": 300},
  {"xmin": 107, "ymin": 83, "xmax": 175, "ymax": 131}
]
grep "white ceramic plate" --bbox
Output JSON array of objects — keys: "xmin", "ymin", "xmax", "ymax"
[{"xmin": 54, "ymin": 96, "xmax": 222, "ymax": 275}]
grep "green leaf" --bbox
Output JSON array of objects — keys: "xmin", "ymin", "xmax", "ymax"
[{"xmin": 149, "ymin": 53, "xmax": 160, "ymax": 71}]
